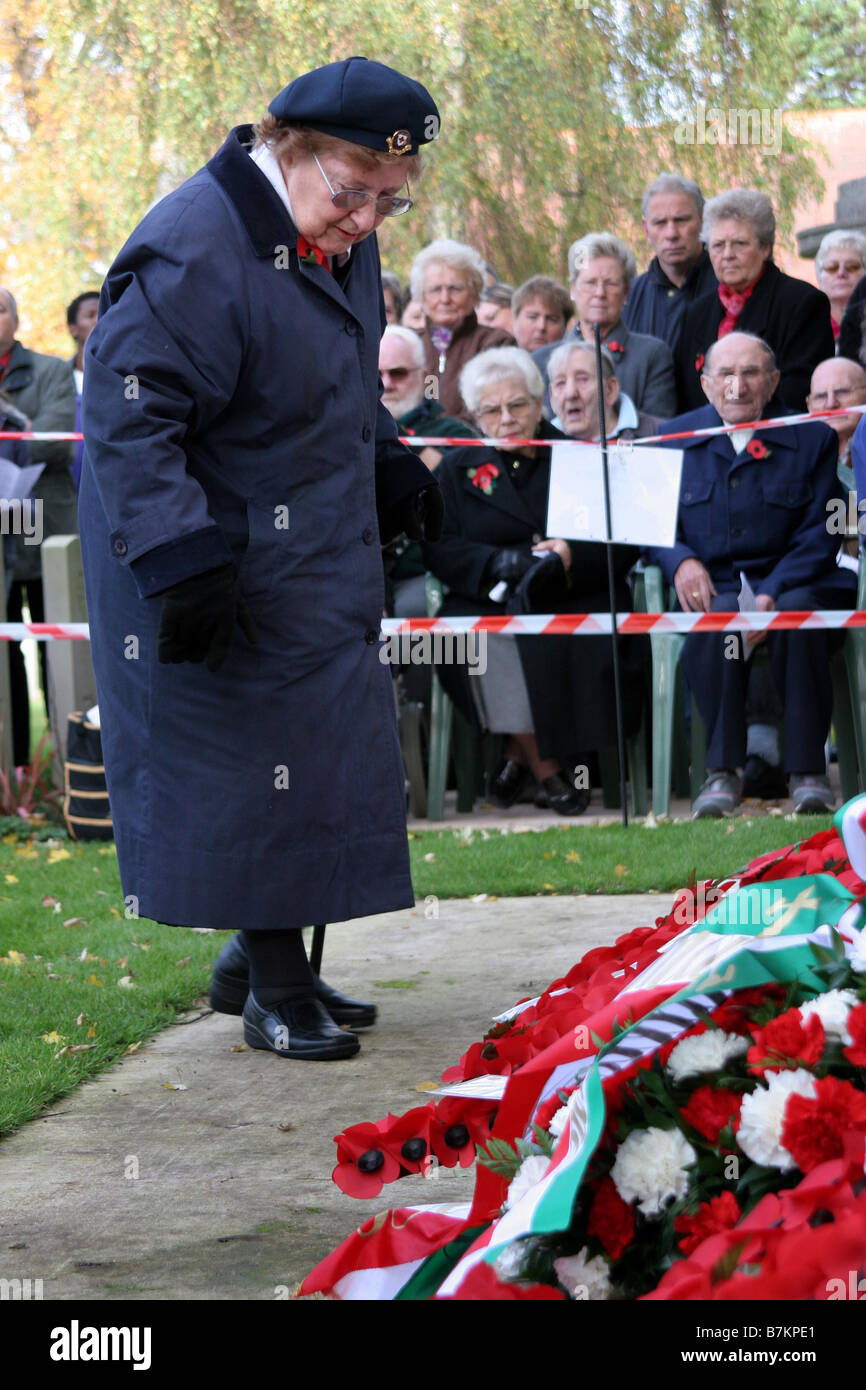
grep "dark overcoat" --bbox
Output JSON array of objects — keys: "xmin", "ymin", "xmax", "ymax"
[
  {"xmin": 423, "ymin": 421, "xmax": 643, "ymax": 764},
  {"xmin": 674, "ymin": 263, "xmax": 835, "ymax": 413},
  {"xmin": 79, "ymin": 125, "xmax": 435, "ymax": 932},
  {"xmin": 645, "ymin": 402, "xmax": 848, "ymax": 595}
]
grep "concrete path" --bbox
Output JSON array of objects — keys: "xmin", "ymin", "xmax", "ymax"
[{"xmin": 0, "ymin": 894, "xmax": 671, "ymax": 1300}]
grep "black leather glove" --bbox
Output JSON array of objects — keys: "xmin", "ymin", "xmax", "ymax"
[
  {"xmin": 157, "ymin": 563, "xmax": 258, "ymax": 672},
  {"xmin": 506, "ymin": 550, "xmax": 566, "ymax": 614},
  {"xmin": 486, "ymin": 548, "xmax": 535, "ymax": 587},
  {"xmin": 380, "ymin": 484, "xmax": 444, "ymax": 544}
]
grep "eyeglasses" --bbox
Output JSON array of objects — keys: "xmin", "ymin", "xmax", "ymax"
[
  {"xmin": 476, "ymin": 397, "xmax": 533, "ymax": 421},
  {"xmin": 380, "ymin": 366, "xmax": 421, "ymax": 381},
  {"xmin": 314, "ymin": 155, "xmax": 413, "ymax": 217},
  {"xmin": 822, "ymin": 261, "xmax": 864, "ymax": 276}
]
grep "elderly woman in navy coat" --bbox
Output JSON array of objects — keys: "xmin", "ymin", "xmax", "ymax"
[{"xmin": 79, "ymin": 58, "xmax": 442, "ymax": 1061}]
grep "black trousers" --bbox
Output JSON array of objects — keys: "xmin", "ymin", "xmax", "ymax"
[
  {"xmin": 7, "ymin": 579, "xmax": 49, "ymax": 767},
  {"xmin": 681, "ymin": 581, "xmax": 853, "ymax": 775}
]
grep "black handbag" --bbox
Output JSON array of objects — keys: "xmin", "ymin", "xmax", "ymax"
[{"xmin": 63, "ymin": 711, "xmax": 113, "ymax": 841}]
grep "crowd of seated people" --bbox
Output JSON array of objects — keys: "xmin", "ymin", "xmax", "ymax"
[{"xmin": 381, "ymin": 170, "xmax": 866, "ymax": 820}]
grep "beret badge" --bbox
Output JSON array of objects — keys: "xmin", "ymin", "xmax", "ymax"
[{"xmin": 386, "ymin": 128, "xmax": 413, "ymax": 155}]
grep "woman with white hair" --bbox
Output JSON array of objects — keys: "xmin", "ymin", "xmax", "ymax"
[
  {"xmin": 410, "ymin": 237, "xmax": 514, "ymax": 422},
  {"xmin": 423, "ymin": 346, "xmax": 642, "ymax": 815},
  {"xmin": 533, "ymin": 231, "xmax": 676, "ymax": 418},
  {"xmin": 815, "ymin": 229, "xmax": 866, "ymax": 344},
  {"xmin": 676, "ymin": 188, "xmax": 835, "ymax": 411}
]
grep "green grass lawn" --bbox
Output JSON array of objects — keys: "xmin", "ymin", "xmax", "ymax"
[{"xmin": 0, "ymin": 813, "xmax": 834, "ymax": 1137}]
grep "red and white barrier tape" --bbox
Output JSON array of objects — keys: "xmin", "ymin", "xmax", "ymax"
[
  {"xmin": 2, "ymin": 404, "xmax": 866, "ymax": 450},
  {"xmin": 3, "ymin": 612, "xmax": 866, "ymax": 641}
]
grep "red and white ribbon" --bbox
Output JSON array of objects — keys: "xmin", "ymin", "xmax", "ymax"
[
  {"xmin": 2, "ymin": 404, "xmax": 865, "ymax": 451},
  {"xmin": 2, "ymin": 614, "xmax": 864, "ymax": 641}
]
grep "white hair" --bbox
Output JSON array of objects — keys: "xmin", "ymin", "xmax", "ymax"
[
  {"xmin": 567, "ymin": 233, "xmax": 638, "ymax": 291},
  {"xmin": 459, "ymin": 347, "xmax": 544, "ymax": 416},
  {"xmin": 816, "ymin": 229, "xmax": 866, "ymax": 277},
  {"xmin": 547, "ymin": 340, "xmax": 617, "ymax": 382},
  {"xmin": 410, "ymin": 239, "xmax": 485, "ymax": 302},
  {"xmin": 381, "ymin": 324, "xmax": 426, "ymax": 369},
  {"xmin": 641, "ymin": 173, "xmax": 704, "ymax": 219},
  {"xmin": 702, "ymin": 189, "xmax": 776, "ymax": 249}
]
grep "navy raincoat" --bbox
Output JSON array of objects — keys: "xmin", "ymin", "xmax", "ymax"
[{"xmin": 79, "ymin": 125, "xmax": 435, "ymax": 932}]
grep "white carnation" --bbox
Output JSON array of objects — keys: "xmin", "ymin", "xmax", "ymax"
[
  {"xmin": 493, "ymin": 1241, "xmax": 527, "ymax": 1282},
  {"xmin": 666, "ymin": 1029, "xmax": 749, "ymax": 1083},
  {"xmin": 737, "ymin": 1069, "xmax": 817, "ymax": 1170},
  {"xmin": 503, "ymin": 1154, "xmax": 551, "ymax": 1211},
  {"xmin": 611, "ymin": 1126, "xmax": 697, "ymax": 1216},
  {"xmin": 848, "ymin": 926, "xmax": 866, "ymax": 974},
  {"xmin": 553, "ymin": 1246, "xmax": 612, "ymax": 1300},
  {"xmin": 549, "ymin": 1105, "xmax": 569, "ymax": 1139},
  {"xmin": 799, "ymin": 989, "xmax": 859, "ymax": 1044}
]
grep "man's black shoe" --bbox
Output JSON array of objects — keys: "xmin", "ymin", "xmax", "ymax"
[
  {"xmin": 242, "ymin": 990, "xmax": 361, "ymax": 1060},
  {"xmin": 535, "ymin": 773, "xmax": 591, "ymax": 816},
  {"xmin": 210, "ymin": 934, "xmax": 377, "ymax": 1027},
  {"xmin": 489, "ymin": 759, "xmax": 533, "ymax": 808},
  {"xmin": 742, "ymin": 755, "xmax": 788, "ymax": 800}
]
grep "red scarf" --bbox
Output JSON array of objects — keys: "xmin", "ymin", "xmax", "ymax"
[
  {"xmin": 297, "ymin": 235, "xmax": 331, "ymax": 274},
  {"xmin": 717, "ymin": 269, "xmax": 764, "ymax": 337}
]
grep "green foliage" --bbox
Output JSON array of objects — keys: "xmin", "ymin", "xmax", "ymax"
[{"xmin": 0, "ymin": 0, "xmax": 838, "ymax": 350}]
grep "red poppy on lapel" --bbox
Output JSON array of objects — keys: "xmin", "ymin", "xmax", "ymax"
[
  {"xmin": 746, "ymin": 439, "xmax": 770, "ymax": 459},
  {"xmin": 606, "ymin": 340, "xmax": 625, "ymax": 358},
  {"xmin": 468, "ymin": 462, "xmax": 500, "ymax": 495},
  {"xmin": 695, "ymin": 353, "xmax": 705, "ymax": 373}
]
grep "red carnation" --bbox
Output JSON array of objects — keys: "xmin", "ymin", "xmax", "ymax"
[
  {"xmin": 842, "ymin": 1003, "xmax": 866, "ymax": 1067},
  {"xmin": 746, "ymin": 438, "xmax": 770, "ymax": 459},
  {"xmin": 587, "ymin": 1176, "xmax": 636, "ymax": 1260},
  {"xmin": 782, "ymin": 1075, "xmax": 866, "ymax": 1173},
  {"xmin": 710, "ymin": 985, "xmax": 787, "ymax": 1035},
  {"xmin": 680, "ymin": 1084, "xmax": 742, "ymax": 1145},
  {"xmin": 747, "ymin": 1008, "xmax": 825, "ymax": 1074},
  {"xmin": 674, "ymin": 1192, "xmax": 741, "ymax": 1255}
]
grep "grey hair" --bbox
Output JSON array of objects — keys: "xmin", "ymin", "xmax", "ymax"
[
  {"xmin": 381, "ymin": 323, "xmax": 426, "ymax": 369},
  {"xmin": 567, "ymin": 233, "xmax": 637, "ymax": 291},
  {"xmin": 704, "ymin": 332, "xmax": 777, "ymax": 374},
  {"xmin": 642, "ymin": 173, "xmax": 704, "ymax": 219},
  {"xmin": 816, "ymin": 229, "xmax": 866, "ymax": 277},
  {"xmin": 0, "ymin": 288, "xmax": 18, "ymax": 320},
  {"xmin": 702, "ymin": 189, "xmax": 776, "ymax": 249},
  {"xmin": 459, "ymin": 346, "xmax": 545, "ymax": 416},
  {"xmin": 547, "ymin": 340, "xmax": 617, "ymax": 383},
  {"xmin": 410, "ymin": 238, "xmax": 485, "ymax": 303}
]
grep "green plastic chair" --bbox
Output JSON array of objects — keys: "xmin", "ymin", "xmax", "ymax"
[{"xmin": 638, "ymin": 562, "xmax": 863, "ymax": 815}]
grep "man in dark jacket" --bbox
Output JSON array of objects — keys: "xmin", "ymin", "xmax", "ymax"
[
  {"xmin": 623, "ymin": 173, "xmax": 717, "ymax": 352},
  {"xmin": 839, "ymin": 272, "xmax": 866, "ymax": 365},
  {"xmin": 648, "ymin": 332, "xmax": 852, "ymax": 818},
  {"xmin": 0, "ymin": 287, "xmax": 77, "ymax": 766}
]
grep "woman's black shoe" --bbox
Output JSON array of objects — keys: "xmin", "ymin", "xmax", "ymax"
[
  {"xmin": 535, "ymin": 773, "xmax": 591, "ymax": 816},
  {"xmin": 210, "ymin": 934, "xmax": 377, "ymax": 1028},
  {"xmin": 242, "ymin": 991, "xmax": 361, "ymax": 1059},
  {"xmin": 489, "ymin": 759, "xmax": 533, "ymax": 807},
  {"xmin": 741, "ymin": 755, "xmax": 788, "ymax": 800},
  {"xmin": 314, "ymin": 978, "xmax": 377, "ymax": 1029}
]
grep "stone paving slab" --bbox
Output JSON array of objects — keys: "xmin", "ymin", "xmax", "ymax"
[{"xmin": 0, "ymin": 894, "xmax": 672, "ymax": 1301}]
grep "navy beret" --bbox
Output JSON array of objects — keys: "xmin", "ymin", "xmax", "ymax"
[{"xmin": 268, "ymin": 56, "xmax": 440, "ymax": 156}]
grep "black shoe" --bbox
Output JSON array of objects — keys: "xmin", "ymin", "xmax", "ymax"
[
  {"xmin": 242, "ymin": 990, "xmax": 361, "ymax": 1060},
  {"xmin": 535, "ymin": 773, "xmax": 591, "ymax": 816},
  {"xmin": 489, "ymin": 759, "xmax": 533, "ymax": 808},
  {"xmin": 210, "ymin": 934, "xmax": 377, "ymax": 1028},
  {"xmin": 314, "ymin": 978, "xmax": 378, "ymax": 1029},
  {"xmin": 741, "ymin": 754, "xmax": 788, "ymax": 800}
]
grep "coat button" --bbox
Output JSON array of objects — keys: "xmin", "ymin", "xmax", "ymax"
[
  {"xmin": 730, "ymin": 477, "xmax": 740, "ymax": 489},
  {"xmin": 361, "ymin": 425, "xmax": 372, "ymax": 442},
  {"xmin": 344, "ymin": 319, "xmax": 357, "ymax": 335},
  {"xmin": 362, "ymin": 526, "xmax": 374, "ymax": 544},
  {"xmin": 112, "ymin": 537, "xmax": 128, "ymax": 556},
  {"xmin": 365, "ymin": 628, "xmax": 378, "ymax": 644}
]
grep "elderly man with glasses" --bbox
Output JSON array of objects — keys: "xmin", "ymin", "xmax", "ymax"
[{"xmin": 647, "ymin": 332, "xmax": 853, "ymax": 818}]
